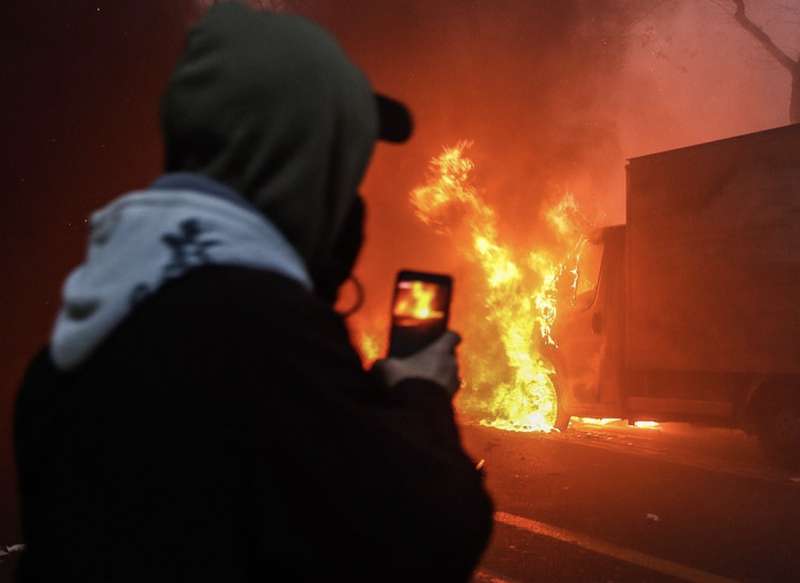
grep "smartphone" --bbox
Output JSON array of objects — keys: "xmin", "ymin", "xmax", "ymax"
[{"xmin": 388, "ymin": 270, "xmax": 453, "ymax": 358}]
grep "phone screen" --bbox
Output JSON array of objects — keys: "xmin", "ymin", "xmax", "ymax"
[{"xmin": 388, "ymin": 271, "xmax": 452, "ymax": 358}]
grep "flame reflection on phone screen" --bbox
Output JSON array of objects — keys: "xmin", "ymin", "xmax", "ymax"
[{"xmin": 393, "ymin": 281, "xmax": 445, "ymax": 326}]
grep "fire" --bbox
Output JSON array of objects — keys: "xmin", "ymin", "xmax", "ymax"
[
  {"xmin": 407, "ymin": 143, "xmax": 586, "ymax": 432},
  {"xmin": 634, "ymin": 421, "xmax": 660, "ymax": 429},
  {"xmin": 393, "ymin": 281, "xmax": 444, "ymax": 322},
  {"xmin": 354, "ymin": 145, "xmax": 657, "ymax": 433},
  {"xmin": 576, "ymin": 417, "xmax": 622, "ymax": 426},
  {"xmin": 575, "ymin": 418, "xmax": 661, "ymax": 430},
  {"xmin": 354, "ymin": 144, "xmax": 598, "ymax": 431}
]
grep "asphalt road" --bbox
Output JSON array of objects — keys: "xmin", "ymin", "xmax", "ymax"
[
  {"xmin": 462, "ymin": 418, "xmax": 800, "ymax": 583},
  {"xmin": 3, "ymin": 418, "xmax": 798, "ymax": 582}
]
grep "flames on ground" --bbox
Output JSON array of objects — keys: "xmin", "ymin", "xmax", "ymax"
[{"xmin": 576, "ymin": 418, "xmax": 661, "ymax": 430}]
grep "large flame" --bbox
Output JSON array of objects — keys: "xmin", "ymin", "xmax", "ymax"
[
  {"xmin": 408, "ymin": 143, "xmax": 587, "ymax": 432},
  {"xmin": 353, "ymin": 143, "xmax": 661, "ymax": 433}
]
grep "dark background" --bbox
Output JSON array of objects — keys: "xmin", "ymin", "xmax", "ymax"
[{"xmin": 1, "ymin": 1, "xmax": 197, "ymax": 547}]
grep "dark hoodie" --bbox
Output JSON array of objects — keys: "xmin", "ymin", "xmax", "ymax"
[
  {"xmin": 161, "ymin": 2, "xmax": 379, "ymax": 289},
  {"xmin": 14, "ymin": 3, "xmax": 492, "ymax": 582}
]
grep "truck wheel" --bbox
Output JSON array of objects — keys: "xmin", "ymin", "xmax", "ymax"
[
  {"xmin": 757, "ymin": 396, "xmax": 800, "ymax": 470},
  {"xmin": 554, "ymin": 406, "xmax": 571, "ymax": 432},
  {"xmin": 553, "ymin": 387, "xmax": 571, "ymax": 432}
]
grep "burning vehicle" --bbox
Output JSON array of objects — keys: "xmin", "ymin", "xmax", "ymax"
[
  {"xmin": 550, "ymin": 123, "xmax": 800, "ymax": 465},
  {"xmin": 358, "ymin": 144, "xmax": 593, "ymax": 433},
  {"xmin": 356, "ymin": 123, "xmax": 800, "ymax": 467}
]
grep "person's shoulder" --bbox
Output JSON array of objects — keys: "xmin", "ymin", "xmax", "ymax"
[
  {"xmin": 132, "ymin": 266, "xmax": 363, "ymax": 389},
  {"xmin": 16, "ymin": 347, "xmax": 53, "ymax": 397},
  {"xmin": 14, "ymin": 347, "xmax": 62, "ymax": 442},
  {"xmin": 170, "ymin": 264, "xmax": 313, "ymax": 303},
  {"xmin": 139, "ymin": 264, "xmax": 337, "ymax": 333}
]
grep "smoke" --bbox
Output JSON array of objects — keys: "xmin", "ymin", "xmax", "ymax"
[
  {"xmin": 188, "ymin": 1, "xmax": 795, "ymax": 233},
  {"xmin": 617, "ymin": 0, "xmax": 798, "ymax": 156},
  {"xmin": 262, "ymin": 0, "xmax": 796, "ymax": 382}
]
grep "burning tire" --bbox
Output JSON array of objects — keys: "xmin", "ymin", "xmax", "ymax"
[
  {"xmin": 553, "ymin": 406, "xmax": 571, "ymax": 432},
  {"xmin": 756, "ymin": 390, "xmax": 800, "ymax": 469},
  {"xmin": 553, "ymin": 379, "xmax": 571, "ymax": 432}
]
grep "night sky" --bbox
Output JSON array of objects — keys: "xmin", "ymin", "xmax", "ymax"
[{"xmin": 1, "ymin": 0, "xmax": 794, "ymax": 549}]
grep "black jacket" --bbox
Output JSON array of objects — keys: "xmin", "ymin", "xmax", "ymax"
[{"xmin": 15, "ymin": 266, "xmax": 493, "ymax": 581}]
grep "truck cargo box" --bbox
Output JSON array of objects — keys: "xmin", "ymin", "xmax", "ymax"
[{"xmin": 626, "ymin": 124, "xmax": 800, "ymax": 375}]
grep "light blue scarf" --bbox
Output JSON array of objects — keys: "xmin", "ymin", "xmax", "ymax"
[{"xmin": 50, "ymin": 174, "xmax": 312, "ymax": 371}]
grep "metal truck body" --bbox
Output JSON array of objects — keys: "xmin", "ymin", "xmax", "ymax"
[{"xmin": 550, "ymin": 124, "xmax": 800, "ymax": 461}]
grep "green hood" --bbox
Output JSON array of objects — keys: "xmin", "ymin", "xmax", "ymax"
[{"xmin": 160, "ymin": 2, "xmax": 379, "ymax": 274}]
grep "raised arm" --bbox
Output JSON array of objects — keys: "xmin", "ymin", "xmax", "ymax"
[{"xmin": 221, "ymin": 271, "xmax": 494, "ymax": 580}]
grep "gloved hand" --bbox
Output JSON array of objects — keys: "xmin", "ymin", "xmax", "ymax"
[{"xmin": 374, "ymin": 331, "xmax": 462, "ymax": 397}]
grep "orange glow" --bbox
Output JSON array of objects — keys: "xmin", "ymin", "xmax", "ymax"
[
  {"xmin": 407, "ymin": 143, "xmax": 589, "ymax": 432},
  {"xmin": 356, "ymin": 144, "xmax": 593, "ymax": 432},
  {"xmin": 634, "ymin": 421, "xmax": 660, "ymax": 429},
  {"xmin": 393, "ymin": 281, "xmax": 445, "ymax": 323},
  {"xmin": 358, "ymin": 331, "xmax": 383, "ymax": 367},
  {"xmin": 575, "ymin": 417, "xmax": 622, "ymax": 426},
  {"xmin": 574, "ymin": 418, "xmax": 661, "ymax": 430}
]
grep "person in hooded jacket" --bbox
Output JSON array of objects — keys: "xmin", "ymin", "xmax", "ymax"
[{"xmin": 13, "ymin": 3, "xmax": 493, "ymax": 582}]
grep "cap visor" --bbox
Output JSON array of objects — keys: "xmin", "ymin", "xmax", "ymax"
[{"xmin": 376, "ymin": 94, "xmax": 413, "ymax": 143}]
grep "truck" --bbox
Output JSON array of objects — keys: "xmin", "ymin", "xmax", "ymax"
[{"xmin": 548, "ymin": 123, "xmax": 800, "ymax": 466}]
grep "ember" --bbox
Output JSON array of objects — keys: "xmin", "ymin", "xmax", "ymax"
[
  {"xmin": 576, "ymin": 417, "xmax": 622, "ymax": 426},
  {"xmin": 634, "ymin": 421, "xmax": 660, "ymax": 429},
  {"xmin": 359, "ymin": 331, "xmax": 382, "ymax": 368},
  {"xmin": 575, "ymin": 418, "xmax": 661, "ymax": 430}
]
